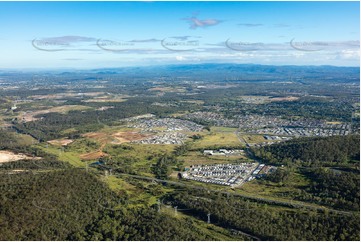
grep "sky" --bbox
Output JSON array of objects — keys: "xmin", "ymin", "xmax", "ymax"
[{"xmin": 0, "ymin": 1, "xmax": 359, "ymax": 69}]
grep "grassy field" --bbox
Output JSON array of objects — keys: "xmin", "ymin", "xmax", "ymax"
[
  {"xmin": 105, "ymin": 175, "xmax": 138, "ymax": 195},
  {"xmin": 47, "ymin": 105, "xmax": 92, "ymax": 114},
  {"xmin": 192, "ymin": 130, "xmax": 242, "ymax": 149},
  {"xmin": 148, "ymin": 86, "xmax": 186, "ymax": 93},
  {"xmin": 240, "ymin": 134, "xmax": 268, "ymax": 144},
  {"xmin": 210, "ymin": 126, "xmax": 238, "ymax": 132},
  {"xmin": 60, "ymin": 127, "xmax": 78, "ymax": 136},
  {"xmin": 104, "ymin": 143, "xmax": 175, "ymax": 175},
  {"xmin": 15, "ymin": 133, "xmax": 37, "ymax": 146},
  {"xmin": 180, "ymin": 151, "xmax": 249, "ymax": 167},
  {"xmin": 104, "ymin": 143, "xmax": 175, "ymax": 159},
  {"xmin": 238, "ymin": 170, "xmax": 312, "ymax": 201},
  {"xmin": 18, "ymin": 105, "xmax": 93, "ymax": 122},
  {"xmin": 179, "ymin": 174, "xmax": 333, "ymax": 213},
  {"xmin": 35, "ymin": 144, "xmax": 85, "ymax": 168},
  {"xmin": 105, "ymin": 175, "xmax": 175, "ymax": 209}
]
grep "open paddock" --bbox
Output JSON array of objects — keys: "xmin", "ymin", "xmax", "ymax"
[{"xmin": 192, "ymin": 132, "xmax": 242, "ymax": 149}]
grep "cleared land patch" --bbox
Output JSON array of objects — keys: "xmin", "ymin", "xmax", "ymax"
[
  {"xmin": 82, "ymin": 130, "xmax": 151, "ymax": 145},
  {"xmin": 29, "ymin": 92, "xmax": 104, "ymax": 100},
  {"xmin": 82, "ymin": 132, "xmax": 109, "ymax": 143},
  {"xmin": 0, "ymin": 150, "xmax": 40, "ymax": 163},
  {"xmin": 82, "ymin": 96, "xmax": 128, "ymax": 103},
  {"xmin": 19, "ymin": 105, "xmax": 92, "ymax": 122},
  {"xmin": 238, "ymin": 95, "xmax": 299, "ymax": 104},
  {"xmin": 240, "ymin": 134, "xmax": 269, "ymax": 144},
  {"xmin": 270, "ymin": 96, "xmax": 299, "ymax": 102},
  {"xmin": 192, "ymin": 132, "xmax": 242, "ymax": 149},
  {"xmin": 148, "ymin": 87, "xmax": 186, "ymax": 92},
  {"xmin": 80, "ymin": 150, "xmax": 107, "ymax": 160},
  {"xmin": 48, "ymin": 138, "xmax": 74, "ymax": 146},
  {"xmin": 112, "ymin": 131, "xmax": 150, "ymax": 144}
]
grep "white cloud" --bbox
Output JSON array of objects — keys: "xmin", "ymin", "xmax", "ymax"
[
  {"xmin": 176, "ymin": 56, "xmax": 186, "ymax": 61},
  {"xmin": 183, "ymin": 16, "xmax": 222, "ymax": 29}
]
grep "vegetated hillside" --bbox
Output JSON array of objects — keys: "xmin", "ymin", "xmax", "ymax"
[
  {"xmin": 0, "ymin": 168, "xmax": 244, "ymax": 241},
  {"xmin": 305, "ymin": 168, "xmax": 359, "ymax": 210},
  {"xmin": 252, "ymin": 135, "xmax": 360, "ymax": 165},
  {"xmin": 0, "ymin": 129, "xmax": 32, "ymax": 150},
  {"xmin": 265, "ymin": 166, "xmax": 360, "ymax": 211},
  {"xmin": 70, "ymin": 207, "xmax": 238, "ymax": 241},
  {"xmin": 252, "ymin": 134, "xmax": 360, "ymax": 211},
  {"xmin": 167, "ymin": 189, "xmax": 359, "ymax": 241},
  {"xmin": 0, "ymin": 169, "xmax": 115, "ymax": 240}
]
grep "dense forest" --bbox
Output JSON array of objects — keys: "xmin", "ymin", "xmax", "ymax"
[
  {"xmin": 251, "ymin": 135, "xmax": 360, "ymax": 211},
  {"xmin": 264, "ymin": 167, "xmax": 360, "ymax": 211},
  {"xmin": 252, "ymin": 135, "xmax": 360, "ymax": 165},
  {"xmin": 1, "ymin": 164, "xmax": 359, "ymax": 240},
  {"xmin": 166, "ymin": 189, "xmax": 359, "ymax": 241},
  {"xmin": 70, "ymin": 208, "xmax": 240, "ymax": 241},
  {"xmin": 0, "ymin": 169, "xmax": 114, "ymax": 240},
  {"xmin": 0, "ymin": 169, "xmax": 246, "ymax": 241},
  {"xmin": 304, "ymin": 168, "xmax": 359, "ymax": 210},
  {"xmin": 0, "ymin": 129, "xmax": 25, "ymax": 150}
]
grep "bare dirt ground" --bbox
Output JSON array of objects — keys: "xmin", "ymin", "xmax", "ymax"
[
  {"xmin": 83, "ymin": 98, "xmax": 127, "ymax": 103},
  {"xmin": 0, "ymin": 150, "xmax": 40, "ymax": 163},
  {"xmin": 7, "ymin": 169, "xmax": 28, "ymax": 174},
  {"xmin": 82, "ymin": 132, "xmax": 109, "ymax": 143},
  {"xmin": 47, "ymin": 139, "xmax": 74, "ymax": 146},
  {"xmin": 80, "ymin": 150, "xmax": 107, "ymax": 160},
  {"xmin": 82, "ymin": 94, "xmax": 129, "ymax": 103},
  {"xmin": 79, "ymin": 130, "xmax": 151, "ymax": 160},
  {"xmin": 238, "ymin": 95, "xmax": 299, "ymax": 104},
  {"xmin": 19, "ymin": 105, "xmax": 92, "ymax": 122},
  {"xmin": 270, "ymin": 96, "xmax": 299, "ymax": 102},
  {"xmin": 83, "ymin": 131, "xmax": 150, "ymax": 145},
  {"xmin": 96, "ymin": 106, "xmax": 114, "ymax": 111},
  {"xmin": 30, "ymin": 92, "xmax": 105, "ymax": 100},
  {"xmin": 112, "ymin": 131, "xmax": 149, "ymax": 144},
  {"xmin": 148, "ymin": 87, "xmax": 186, "ymax": 92}
]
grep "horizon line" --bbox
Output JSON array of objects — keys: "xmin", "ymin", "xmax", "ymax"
[{"xmin": 0, "ymin": 62, "xmax": 360, "ymax": 72}]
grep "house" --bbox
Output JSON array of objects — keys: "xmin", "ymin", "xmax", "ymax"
[{"xmin": 203, "ymin": 150, "xmax": 213, "ymax": 155}]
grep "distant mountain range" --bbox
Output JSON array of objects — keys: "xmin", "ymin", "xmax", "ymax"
[
  {"xmin": 91, "ymin": 63, "xmax": 359, "ymax": 74},
  {"xmin": 88, "ymin": 63, "xmax": 360, "ymax": 82},
  {"xmin": 1, "ymin": 63, "xmax": 359, "ymax": 83}
]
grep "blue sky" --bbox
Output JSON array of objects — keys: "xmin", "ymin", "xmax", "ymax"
[{"xmin": 0, "ymin": 1, "xmax": 359, "ymax": 69}]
